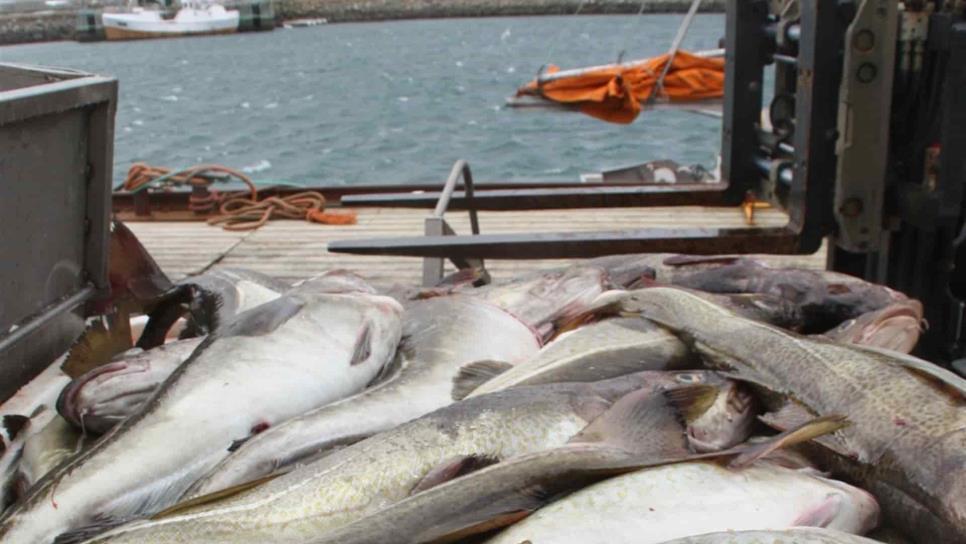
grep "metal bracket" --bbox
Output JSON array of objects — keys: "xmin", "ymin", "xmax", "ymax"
[{"xmin": 421, "ymin": 160, "xmax": 490, "ymax": 287}]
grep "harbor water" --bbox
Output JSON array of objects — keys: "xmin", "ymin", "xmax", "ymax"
[{"xmin": 0, "ymin": 14, "xmax": 724, "ymax": 186}]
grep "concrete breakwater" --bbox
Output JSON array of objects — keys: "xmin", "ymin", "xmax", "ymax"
[{"xmin": 0, "ymin": 0, "xmax": 723, "ymax": 46}]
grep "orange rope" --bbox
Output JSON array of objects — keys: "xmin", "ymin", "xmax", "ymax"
[
  {"xmin": 121, "ymin": 162, "xmax": 357, "ymax": 230},
  {"xmin": 208, "ymin": 191, "xmax": 357, "ymax": 231}
]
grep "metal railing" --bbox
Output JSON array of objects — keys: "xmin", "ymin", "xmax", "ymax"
[{"xmin": 422, "ymin": 160, "xmax": 489, "ymax": 286}]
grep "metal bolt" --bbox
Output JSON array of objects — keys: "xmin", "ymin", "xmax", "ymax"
[
  {"xmin": 853, "ymin": 29, "xmax": 875, "ymax": 52},
  {"xmin": 857, "ymin": 63, "xmax": 878, "ymax": 83},
  {"xmin": 840, "ymin": 197, "xmax": 864, "ymax": 217}
]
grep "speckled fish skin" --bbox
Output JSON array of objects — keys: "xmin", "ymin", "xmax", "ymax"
[
  {"xmin": 484, "ymin": 461, "xmax": 880, "ymax": 544},
  {"xmin": 0, "ymin": 290, "xmax": 404, "ymax": 544},
  {"xmin": 622, "ymin": 287, "xmax": 966, "ymax": 543},
  {"xmin": 657, "ymin": 528, "xmax": 881, "ymax": 544},
  {"xmin": 185, "ymin": 295, "xmax": 541, "ymax": 498},
  {"xmin": 57, "ymin": 338, "xmax": 204, "ymax": 435},
  {"xmin": 304, "ymin": 375, "xmax": 757, "ymax": 544},
  {"xmin": 466, "ymin": 317, "xmax": 696, "ymax": 399},
  {"xmin": 84, "ymin": 372, "xmax": 726, "ymax": 544}
]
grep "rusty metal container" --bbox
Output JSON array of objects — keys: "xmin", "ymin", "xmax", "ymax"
[{"xmin": 0, "ymin": 63, "xmax": 117, "ymax": 403}]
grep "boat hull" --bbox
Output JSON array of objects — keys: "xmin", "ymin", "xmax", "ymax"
[
  {"xmin": 103, "ymin": 25, "xmax": 237, "ymax": 40},
  {"xmin": 102, "ymin": 7, "xmax": 239, "ymax": 41}
]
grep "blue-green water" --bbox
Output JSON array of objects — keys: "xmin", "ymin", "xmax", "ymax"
[{"xmin": 0, "ymin": 14, "xmax": 724, "ymax": 186}]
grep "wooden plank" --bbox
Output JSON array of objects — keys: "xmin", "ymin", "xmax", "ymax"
[{"xmin": 127, "ymin": 206, "xmax": 825, "ymax": 285}]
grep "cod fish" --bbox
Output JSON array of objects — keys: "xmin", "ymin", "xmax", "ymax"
[
  {"xmin": 670, "ymin": 259, "xmax": 905, "ymax": 332},
  {"xmin": 61, "ymin": 270, "xmax": 379, "ymax": 436},
  {"xmin": 455, "ymin": 289, "xmax": 815, "ymax": 401},
  {"xmin": 658, "ymin": 528, "xmax": 881, "ymax": 544},
  {"xmin": 187, "ymin": 294, "xmax": 541, "ymax": 497},
  {"xmin": 57, "ymin": 338, "xmax": 204, "ymax": 435},
  {"xmin": 822, "ymin": 299, "xmax": 924, "ymax": 353},
  {"xmin": 0, "ymin": 288, "xmax": 404, "ymax": 544},
  {"xmin": 457, "ymin": 317, "xmax": 696, "ymax": 400},
  {"xmin": 622, "ymin": 287, "xmax": 966, "ymax": 543},
  {"xmin": 84, "ymin": 372, "xmax": 736, "ymax": 543},
  {"xmin": 470, "ymin": 264, "xmax": 611, "ymax": 339},
  {"xmin": 485, "ymin": 459, "xmax": 879, "ymax": 544},
  {"xmin": 138, "ymin": 267, "xmax": 289, "ymax": 348},
  {"xmin": 307, "ymin": 380, "xmax": 781, "ymax": 544}
]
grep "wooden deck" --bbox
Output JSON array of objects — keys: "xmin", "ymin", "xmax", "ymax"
[{"xmin": 128, "ymin": 206, "xmax": 827, "ymax": 286}]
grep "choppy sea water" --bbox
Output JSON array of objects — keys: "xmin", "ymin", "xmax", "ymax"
[{"xmin": 0, "ymin": 14, "xmax": 724, "ymax": 186}]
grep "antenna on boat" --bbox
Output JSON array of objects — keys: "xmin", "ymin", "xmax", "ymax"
[
  {"xmin": 649, "ymin": 0, "xmax": 704, "ymax": 104},
  {"xmin": 537, "ymin": 0, "xmax": 588, "ymax": 79}
]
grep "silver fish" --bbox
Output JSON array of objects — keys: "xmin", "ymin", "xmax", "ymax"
[
  {"xmin": 459, "ymin": 316, "xmax": 696, "ymax": 400},
  {"xmin": 622, "ymin": 287, "xmax": 966, "ymax": 543},
  {"xmin": 84, "ymin": 372, "xmax": 734, "ymax": 543},
  {"xmin": 185, "ymin": 294, "xmax": 541, "ymax": 498},
  {"xmin": 0, "ymin": 289, "xmax": 404, "ymax": 544},
  {"xmin": 484, "ymin": 460, "xmax": 879, "ymax": 544},
  {"xmin": 307, "ymin": 379, "xmax": 769, "ymax": 544},
  {"xmin": 657, "ymin": 528, "xmax": 881, "ymax": 544},
  {"xmin": 57, "ymin": 338, "xmax": 204, "ymax": 435}
]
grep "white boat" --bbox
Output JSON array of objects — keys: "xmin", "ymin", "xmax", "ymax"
[{"xmin": 102, "ymin": 1, "xmax": 239, "ymax": 41}]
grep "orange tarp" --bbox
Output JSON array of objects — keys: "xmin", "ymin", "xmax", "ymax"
[{"xmin": 516, "ymin": 50, "xmax": 725, "ymax": 124}]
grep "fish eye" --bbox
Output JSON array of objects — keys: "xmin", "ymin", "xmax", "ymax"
[{"xmin": 676, "ymin": 373, "xmax": 701, "ymax": 383}]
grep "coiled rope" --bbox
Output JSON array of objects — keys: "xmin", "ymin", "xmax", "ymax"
[{"xmin": 122, "ymin": 162, "xmax": 357, "ymax": 230}]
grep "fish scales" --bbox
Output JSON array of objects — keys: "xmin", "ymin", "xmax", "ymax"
[
  {"xmin": 624, "ymin": 287, "xmax": 966, "ymax": 542},
  {"xmin": 484, "ymin": 461, "xmax": 878, "ymax": 544},
  {"xmin": 84, "ymin": 375, "xmax": 701, "ymax": 543},
  {"xmin": 0, "ymin": 291, "xmax": 403, "ymax": 544},
  {"xmin": 186, "ymin": 295, "xmax": 541, "ymax": 498}
]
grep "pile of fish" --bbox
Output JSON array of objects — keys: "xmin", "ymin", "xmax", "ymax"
[{"xmin": 0, "ymin": 245, "xmax": 963, "ymax": 544}]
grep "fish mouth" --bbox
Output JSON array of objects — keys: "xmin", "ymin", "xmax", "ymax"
[
  {"xmin": 686, "ymin": 384, "xmax": 757, "ymax": 452},
  {"xmin": 56, "ymin": 361, "xmax": 140, "ymax": 431}
]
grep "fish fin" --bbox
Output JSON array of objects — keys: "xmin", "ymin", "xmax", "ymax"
[
  {"xmin": 136, "ymin": 285, "xmax": 191, "ymax": 349},
  {"xmin": 792, "ymin": 493, "xmax": 845, "ymax": 528},
  {"xmin": 759, "ymin": 401, "xmax": 818, "ymax": 432},
  {"xmin": 61, "ymin": 316, "xmax": 134, "ymax": 378},
  {"xmin": 218, "ymin": 296, "xmax": 304, "ymax": 338},
  {"xmin": 349, "ymin": 322, "xmax": 373, "ymax": 366},
  {"xmin": 568, "ymin": 386, "xmax": 690, "ymax": 458},
  {"xmin": 52, "ymin": 516, "xmax": 132, "ymax": 544},
  {"xmin": 727, "ymin": 414, "xmax": 849, "ymax": 469},
  {"xmin": 663, "ymin": 384, "xmax": 719, "ymax": 425},
  {"xmin": 425, "ymin": 510, "xmax": 532, "ymax": 544},
  {"xmin": 759, "ymin": 402, "xmax": 863, "ymax": 460},
  {"xmin": 151, "ymin": 472, "xmax": 285, "ymax": 520},
  {"xmin": 3, "ymin": 414, "xmax": 30, "ymax": 441},
  {"xmin": 451, "ymin": 360, "xmax": 514, "ymax": 400},
  {"xmin": 410, "ymin": 455, "xmax": 500, "ymax": 496}
]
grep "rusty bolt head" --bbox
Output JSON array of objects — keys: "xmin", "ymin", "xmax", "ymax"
[
  {"xmin": 840, "ymin": 197, "xmax": 864, "ymax": 218},
  {"xmin": 853, "ymin": 29, "xmax": 875, "ymax": 52}
]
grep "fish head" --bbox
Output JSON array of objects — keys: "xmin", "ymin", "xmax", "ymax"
[
  {"xmin": 57, "ymin": 359, "xmax": 150, "ymax": 435},
  {"xmin": 794, "ymin": 474, "xmax": 881, "ymax": 535},
  {"xmin": 824, "ymin": 300, "xmax": 924, "ymax": 353},
  {"xmin": 304, "ymin": 293, "xmax": 405, "ymax": 370},
  {"xmin": 56, "ymin": 339, "xmax": 202, "ymax": 435},
  {"xmin": 666, "ymin": 372, "xmax": 757, "ymax": 452},
  {"xmin": 481, "ymin": 266, "xmax": 608, "ymax": 340}
]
